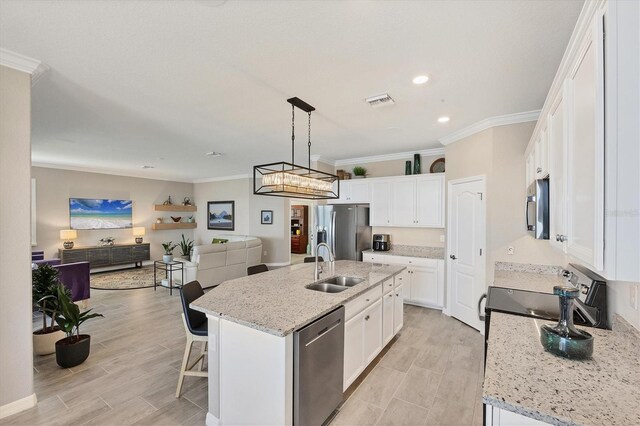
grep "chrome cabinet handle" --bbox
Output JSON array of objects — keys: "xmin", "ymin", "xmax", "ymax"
[
  {"xmin": 536, "ymin": 167, "xmax": 542, "ymax": 173},
  {"xmin": 556, "ymin": 234, "xmax": 568, "ymax": 242},
  {"xmin": 365, "ymin": 315, "xmax": 370, "ymax": 321},
  {"xmin": 450, "ymin": 254, "xmax": 457, "ymax": 260}
]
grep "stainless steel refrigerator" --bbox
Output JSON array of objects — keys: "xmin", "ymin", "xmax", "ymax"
[{"xmin": 315, "ymin": 205, "xmax": 371, "ymax": 261}]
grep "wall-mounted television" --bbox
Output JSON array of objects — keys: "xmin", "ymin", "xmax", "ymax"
[{"xmin": 69, "ymin": 198, "xmax": 133, "ymax": 230}]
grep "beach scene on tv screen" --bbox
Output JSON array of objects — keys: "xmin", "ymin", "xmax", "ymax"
[{"xmin": 70, "ymin": 198, "xmax": 133, "ymax": 230}]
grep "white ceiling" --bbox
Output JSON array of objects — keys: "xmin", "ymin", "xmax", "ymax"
[{"xmin": 0, "ymin": 0, "xmax": 583, "ymax": 182}]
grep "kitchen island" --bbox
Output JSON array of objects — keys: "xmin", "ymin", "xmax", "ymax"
[{"xmin": 191, "ymin": 260, "xmax": 406, "ymax": 426}]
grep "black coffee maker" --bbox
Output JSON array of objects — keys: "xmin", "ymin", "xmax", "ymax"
[{"xmin": 372, "ymin": 234, "xmax": 390, "ymax": 251}]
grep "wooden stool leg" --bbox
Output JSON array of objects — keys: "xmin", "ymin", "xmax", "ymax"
[
  {"xmin": 197, "ymin": 341, "xmax": 207, "ymax": 371},
  {"xmin": 176, "ymin": 337, "xmax": 193, "ymax": 398}
]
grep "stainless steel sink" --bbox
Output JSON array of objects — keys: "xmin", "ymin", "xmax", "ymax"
[
  {"xmin": 322, "ymin": 276, "xmax": 364, "ymax": 287},
  {"xmin": 306, "ymin": 282, "xmax": 349, "ymax": 293},
  {"xmin": 305, "ymin": 276, "xmax": 365, "ymax": 293}
]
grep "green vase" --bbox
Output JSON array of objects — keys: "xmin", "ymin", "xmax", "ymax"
[
  {"xmin": 413, "ymin": 154, "xmax": 421, "ymax": 174},
  {"xmin": 405, "ymin": 161, "xmax": 412, "ymax": 175}
]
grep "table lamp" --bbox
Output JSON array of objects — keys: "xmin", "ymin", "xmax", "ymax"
[
  {"xmin": 60, "ymin": 229, "xmax": 77, "ymax": 249},
  {"xmin": 133, "ymin": 227, "xmax": 145, "ymax": 244}
]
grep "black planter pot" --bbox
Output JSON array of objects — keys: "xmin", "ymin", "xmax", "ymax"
[{"xmin": 55, "ymin": 335, "xmax": 91, "ymax": 368}]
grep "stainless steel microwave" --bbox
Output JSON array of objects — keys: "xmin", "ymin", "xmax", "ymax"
[{"xmin": 526, "ymin": 179, "xmax": 549, "ymax": 239}]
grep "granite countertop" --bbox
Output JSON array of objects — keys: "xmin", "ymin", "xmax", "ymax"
[
  {"xmin": 363, "ymin": 245, "xmax": 445, "ymax": 260},
  {"xmin": 190, "ymin": 260, "xmax": 405, "ymax": 337},
  {"xmin": 492, "ymin": 262, "xmax": 566, "ymax": 294},
  {"xmin": 483, "ymin": 312, "xmax": 640, "ymax": 426}
]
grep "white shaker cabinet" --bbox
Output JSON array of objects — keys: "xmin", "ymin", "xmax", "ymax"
[
  {"xmin": 331, "ymin": 180, "xmax": 370, "ymax": 204},
  {"xmin": 343, "ymin": 311, "xmax": 365, "ymax": 390},
  {"xmin": 408, "ymin": 265, "xmax": 440, "ymax": 307},
  {"xmin": 565, "ymin": 13, "xmax": 605, "ymax": 271},
  {"xmin": 362, "ymin": 299, "xmax": 383, "ymax": 365},
  {"xmin": 548, "ymin": 89, "xmax": 568, "ymax": 251},
  {"xmin": 370, "ymin": 180, "xmax": 392, "ymax": 226},
  {"xmin": 382, "ymin": 290, "xmax": 394, "ymax": 346},
  {"xmin": 415, "ymin": 175, "xmax": 445, "ymax": 227},
  {"xmin": 390, "ymin": 179, "xmax": 415, "ymax": 226},
  {"xmin": 393, "ymin": 284, "xmax": 404, "ymax": 334}
]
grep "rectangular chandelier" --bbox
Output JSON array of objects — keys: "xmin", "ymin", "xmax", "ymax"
[{"xmin": 253, "ymin": 162, "xmax": 339, "ymax": 200}]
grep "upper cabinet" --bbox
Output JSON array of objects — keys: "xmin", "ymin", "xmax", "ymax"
[
  {"xmin": 331, "ymin": 180, "xmax": 370, "ymax": 204},
  {"xmin": 526, "ymin": 1, "xmax": 638, "ymax": 281},
  {"xmin": 370, "ymin": 174, "xmax": 445, "ymax": 228}
]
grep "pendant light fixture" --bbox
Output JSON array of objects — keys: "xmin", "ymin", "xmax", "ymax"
[{"xmin": 253, "ymin": 97, "xmax": 339, "ymax": 200}]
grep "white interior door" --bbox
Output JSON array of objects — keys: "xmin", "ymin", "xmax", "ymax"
[{"xmin": 447, "ymin": 176, "xmax": 485, "ymax": 331}]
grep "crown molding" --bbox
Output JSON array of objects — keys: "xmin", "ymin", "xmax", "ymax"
[
  {"xmin": 32, "ymin": 162, "xmax": 194, "ymax": 183},
  {"xmin": 438, "ymin": 110, "xmax": 540, "ymax": 146},
  {"xmin": 192, "ymin": 174, "xmax": 251, "ymax": 184},
  {"xmin": 0, "ymin": 48, "xmax": 42, "ymax": 74},
  {"xmin": 332, "ymin": 148, "xmax": 445, "ymax": 167}
]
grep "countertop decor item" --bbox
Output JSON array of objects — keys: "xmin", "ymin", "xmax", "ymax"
[
  {"xmin": 352, "ymin": 166, "xmax": 367, "ymax": 178},
  {"xmin": 540, "ymin": 286, "xmax": 593, "ymax": 359},
  {"xmin": 430, "ymin": 157, "xmax": 446, "ymax": 173},
  {"xmin": 182, "ymin": 197, "xmax": 192, "ymax": 206},
  {"xmin": 413, "ymin": 153, "xmax": 421, "ymax": 174},
  {"xmin": 170, "ymin": 216, "xmax": 182, "ymax": 223},
  {"xmin": 405, "ymin": 160, "xmax": 412, "ymax": 175},
  {"xmin": 253, "ymin": 97, "xmax": 339, "ymax": 199},
  {"xmin": 163, "ymin": 196, "xmax": 172, "ymax": 205},
  {"xmin": 60, "ymin": 229, "xmax": 77, "ymax": 249},
  {"xmin": 98, "ymin": 237, "xmax": 115, "ymax": 246}
]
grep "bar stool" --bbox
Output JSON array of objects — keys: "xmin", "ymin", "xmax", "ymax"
[
  {"xmin": 247, "ymin": 264, "xmax": 269, "ymax": 275},
  {"xmin": 176, "ymin": 280, "xmax": 208, "ymax": 398}
]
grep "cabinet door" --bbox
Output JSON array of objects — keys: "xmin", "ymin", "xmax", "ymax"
[
  {"xmin": 370, "ymin": 181, "xmax": 392, "ymax": 226},
  {"xmin": 534, "ymin": 128, "xmax": 548, "ymax": 178},
  {"xmin": 410, "ymin": 266, "xmax": 439, "ymax": 307},
  {"xmin": 343, "ymin": 312, "xmax": 364, "ymax": 391},
  {"xmin": 394, "ymin": 284, "xmax": 404, "ymax": 334},
  {"xmin": 390, "ymin": 179, "xmax": 416, "ymax": 226},
  {"xmin": 362, "ymin": 299, "xmax": 383, "ymax": 364},
  {"xmin": 331, "ymin": 181, "xmax": 351, "ymax": 204},
  {"xmin": 349, "ymin": 180, "xmax": 370, "ymax": 203},
  {"xmin": 396, "ymin": 269, "xmax": 410, "ymax": 300},
  {"xmin": 548, "ymin": 91, "xmax": 567, "ymax": 251},
  {"xmin": 415, "ymin": 175, "xmax": 444, "ymax": 227},
  {"xmin": 525, "ymin": 153, "xmax": 535, "ymax": 186},
  {"xmin": 566, "ymin": 15, "xmax": 605, "ymax": 271},
  {"xmin": 382, "ymin": 291, "xmax": 394, "ymax": 345}
]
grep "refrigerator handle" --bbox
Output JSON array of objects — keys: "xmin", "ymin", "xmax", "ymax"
[{"xmin": 331, "ymin": 211, "xmax": 336, "ymax": 256}]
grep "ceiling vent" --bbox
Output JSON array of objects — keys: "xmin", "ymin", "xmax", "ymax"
[{"xmin": 365, "ymin": 93, "xmax": 395, "ymax": 108}]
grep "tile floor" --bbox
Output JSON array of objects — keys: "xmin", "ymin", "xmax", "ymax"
[{"xmin": 4, "ymin": 286, "xmax": 484, "ymax": 425}]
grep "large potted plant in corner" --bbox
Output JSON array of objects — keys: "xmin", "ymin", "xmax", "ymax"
[
  {"xmin": 32, "ymin": 264, "xmax": 68, "ymax": 355},
  {"xmin": 179, "ymin": 234, "xmax": 194, "ymax": 260},
  {"xmin": 162, "ymin": 241, "xmax": 178, "ymax": 263},
  {"xmin": 54, "ymin": 284, "xmax": 103, "ymax": 368}
]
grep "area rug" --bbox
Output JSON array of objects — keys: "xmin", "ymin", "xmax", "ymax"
[{"xmin": 90, "ymin": 266, "xmax": 155, "ymax": 290}]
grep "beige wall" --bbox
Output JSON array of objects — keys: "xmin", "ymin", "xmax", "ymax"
[
  {"xmin": 0, "ymin": 66, "xmax": 34, "ymax": 411},
  {"xmin": 194, "ymin": 178, "xmax": 291, "ymax": 264},
  {"xmin": 445, "ymin": 122, "xmax": 567, "ymax": 287},
  {"xmin": 31, "ymin": 167, "xmax": 194, "ymax": 261}
]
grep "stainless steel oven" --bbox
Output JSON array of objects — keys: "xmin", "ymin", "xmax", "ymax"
[{"xmin": 526, "ymin": 178, "xmax": 549, "ymax": 239}]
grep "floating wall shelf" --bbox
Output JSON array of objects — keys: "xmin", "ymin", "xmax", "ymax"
[
  {"xmin": 152, "ymin": 222, "xmax": 197, "ymax": 231},
  {"xmin": 154, "ymin": 204, "xmax": 197, "ymax": 212}
]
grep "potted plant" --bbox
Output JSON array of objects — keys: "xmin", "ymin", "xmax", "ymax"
[
  {"xmin": 179, "ymin": 234, "xmax": 194, "ymax": 260},
  {"xmin": 54, "ymin": 284, "xmax": 103, "ymax": 368},
  {"xmin": 32, "ymin": 264, "xmax": 68, "ymax": 355},
  {"xmin": 162, "ymin": 241, "xmax": 178, "ymax": 263},
  {"xmin": 352, "ymin": 166, "xmax": 367, "ymax": 178}
]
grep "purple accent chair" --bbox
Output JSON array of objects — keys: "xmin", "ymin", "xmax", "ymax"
[
  {"xmin": 54, "ymin": 262, "xmax": 91, "ymax": 302},
  {"xmin": 32, "ymin": 256, "xmax": 90, "ymax": 302},
  {"xmin": 32, "ymin": 251, "xmax": 45, "ymax": 261}
]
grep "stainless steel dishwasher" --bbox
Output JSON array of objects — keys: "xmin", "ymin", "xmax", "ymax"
[{"xmin": 294, "ymin": 306, "xmax": 345, "ymax": 426}]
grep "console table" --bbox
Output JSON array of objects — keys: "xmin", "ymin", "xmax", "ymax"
[{"xmin": 59, "ymin": 243, "xmax": 150, "ymax": 269}]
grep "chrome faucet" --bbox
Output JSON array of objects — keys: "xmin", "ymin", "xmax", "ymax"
[{"xmin": 314, "ymin": 242, "xmax": 335, "ymax": 281}]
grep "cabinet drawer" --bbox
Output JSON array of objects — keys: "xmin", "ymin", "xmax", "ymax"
[
  {"xmin": 132, "ymin": 245, "xmax": 150, "ymax": 261},
  {"xmin": 88, "ymin": 248, "xmax": 110, "ymax": 267},
  {"xmin": 344, "ymin": 284, "xmax": 382, "ymax": 321},
  {"xmin": 111, "ymin": 246, "xmax": 132, "ymax": 264},
  {"xmin": 60, "ymin": 249, "xmax": 87, "ymax": 264},
  {"xmin": 382, "ymin": 278, "xmax": 394, "ymax": 295}
]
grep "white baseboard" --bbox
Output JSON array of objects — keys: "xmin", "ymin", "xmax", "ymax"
[
  {"xmin": 0, "ymin": 393, "xmax": 37, "ymax": 419},
  {"xmin": 206, "ymin": 412, "xmax": 220, "ymax": 426}
]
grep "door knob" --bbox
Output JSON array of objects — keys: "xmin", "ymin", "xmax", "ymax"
[{"xmin": 450, "ymin": 254, "xmax": 457, "ymax": 260}]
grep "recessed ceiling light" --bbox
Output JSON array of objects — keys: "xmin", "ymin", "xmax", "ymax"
[
  {"xmin": 205, "ymin": 151, "xmax": 222, "ymax": 157},
  {"xmin": 140, "ymin": 165, "xmax": 155, "ymax": 169},
  {"xmin": 412, "ymin": 75, "xmax": 429, "ymax": 85},
  {"xmin": 438, "ymin": 116, "xmax": 450, "ymax": 123}
]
